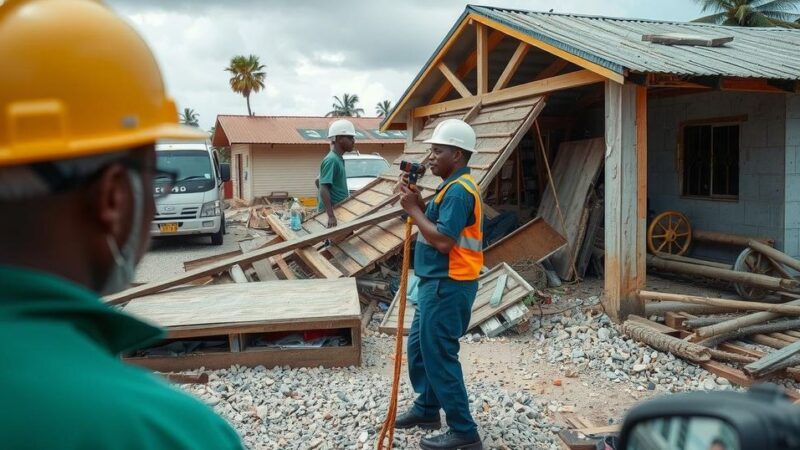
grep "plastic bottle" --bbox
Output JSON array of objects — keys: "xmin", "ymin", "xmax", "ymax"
[{"xmin": 290, "ymin": 198, "xmax": 303, "ymax": 231}]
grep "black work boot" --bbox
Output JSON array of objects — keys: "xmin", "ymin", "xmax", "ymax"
[
  {"xmin": 420, "ymin": 430, "xmax": 483, "ymax": 450},
  {"xmin": 394, "ymin": 411, "xmax": 441, "ymax": 430}
]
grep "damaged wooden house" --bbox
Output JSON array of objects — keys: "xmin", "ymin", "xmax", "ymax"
[{"xmin": 108, "ymin": 6, "xmax": 800, "ymax": 372}]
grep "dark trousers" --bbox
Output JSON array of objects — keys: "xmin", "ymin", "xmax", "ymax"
[{"xmin": 407, "ymin": 277, "xmax": 479, "ymax": 437}]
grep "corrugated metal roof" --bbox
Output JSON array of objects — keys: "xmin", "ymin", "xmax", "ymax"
[
  {"xmin": 470, "ymin": 5, "xmax": 800, "ymax": 80},
  {"xmin": 214, "ymin": 115, "xmax": 406, "ymax": 146}
]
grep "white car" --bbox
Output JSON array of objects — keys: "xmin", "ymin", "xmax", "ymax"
[{"xmin": 343, "ymin": 152, "xmax": 390, "ymax": 194}]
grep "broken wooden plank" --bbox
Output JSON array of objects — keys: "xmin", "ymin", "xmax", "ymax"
[
  {"xmin": 490, "ymin": 273, "xmax": 508, "ymax": 307},
  {"xmin": 239, "ymin": 239, "xmax": 278, "ymax": 281},
  {"xmin": 379, "ymin": 263, "xmax": 534, "ymax": 335},
  {"xmin": 745, "ymin": 340, "xmax": 800, "ymax": 377},
  {"xmin": 538, "ymin": 138, "xmax": 605, "ymax": 280},
  {"xmin": 105, "ymin": 206, "xmax": 404, "ymax": 304},
  {"xmin": 266, "ymin": 214, "xmax": 343, "ymax": 279},
  {"xmin": 483, "ymin": 217, "xmax": 567, "ymax": 268}
]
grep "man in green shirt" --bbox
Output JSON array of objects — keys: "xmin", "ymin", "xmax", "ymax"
[
  {"xmin": 317, "ymin": 119, "xmax": 355, "ymax": 227},
  {"xmin": 0, "ymin": 1, "xmax": 242, "ymax": 448}
]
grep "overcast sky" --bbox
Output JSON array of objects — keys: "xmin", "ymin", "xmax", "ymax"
[{"xmin": 106, "ymin": 0, "xmax": 703, "ymax": 130}]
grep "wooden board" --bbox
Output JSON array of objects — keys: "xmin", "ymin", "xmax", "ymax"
[
  {"xmin": 123, "ymin": 278, "xmax": 360, "ymax": 330},
  {"xmin": 266, "ymin": 215, "xmax": 343, "ymax": 279},
  {"xmin": 379, "ymin": 263, "xmax": 534, "ymax": 335},
  {"xmin": 483, "ymin": 217, "xmax": 567, "ymax": 268},
  {"xmin": 538, "ymin": 138, "xmax": 605, "ymax": 281}
]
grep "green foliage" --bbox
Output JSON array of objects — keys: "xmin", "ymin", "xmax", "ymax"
[
  {"xmin": 325, "ymin": 93, "xmax": 365, "ymax": 117},
  {"xmin": 179, "ymin": 107, "xmax": 199, "ymax": 127},
  {"xmin": 692, "ymin": 0, "xmax": 800, "ymax": 27},
  {"xmin": 225, "ymin": 54, "xmax": 267, "ymax": 116},
  {"xmin": 375, "ymin": 100, "xmax": 392, "ymax": 118}
]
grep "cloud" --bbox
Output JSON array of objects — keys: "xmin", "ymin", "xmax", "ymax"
[{"xmin": 106, "ymin": 0, "xmax": 701, "ymax": 130}]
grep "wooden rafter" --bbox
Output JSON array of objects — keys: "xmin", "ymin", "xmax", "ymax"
[
  {"xmin": 492, "ymin": 41, "xmax": 530, "ymax": 92},
  {"xmin": 437, "ymin": 62, "xmax": 472, "ymax": 98},
  {"xmin": 477, "ymin": 22, "xmax": 489, "ymax": 95},
  {"xmin": 429, "ymin": 30, "xmax": 505, "ymax": 104},
  {"xmin": 534, "ymin": 59, "xmax": 569, "ymax": 81},
  {"xmin": 413, "ymin": 69, "xmax": 605, "ymax": 118},
  {"xmin": 469, "ymin": 12, "xmax": 624, "ymax": 84}
]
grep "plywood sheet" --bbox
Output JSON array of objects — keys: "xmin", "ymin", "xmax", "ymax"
[
  {"xmin": 484, "ymin": 217, "xmax": 567, "ymax": 268},
  {"xmin": 379, "ymin": 263, "xmax": 534, "ymax": 335},
  {"xmin": 123, "ymin": 278, "xmax": 360, "ymax": 329},
  {"xmin": 538, "ymin": 138, "xmax": 605, "ymax": 281}
]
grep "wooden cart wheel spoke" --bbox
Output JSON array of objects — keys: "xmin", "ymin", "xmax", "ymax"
[
  {"xmin": 733, "ymin": 248, "xmax": 775, "ymax": 301},
  {"xmin": 647, "ymin": 211, "xmax": 692, "ymax": 256}
]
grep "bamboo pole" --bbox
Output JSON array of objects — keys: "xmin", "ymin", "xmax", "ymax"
[
  {"xmin": 653, "ymin": 252, "xmax": 733, "ymax": 270},
  {"xmin": 695, "ymin": 298, "xmax": 800, "ymax": 338},
  {"xmin": 693, "ymin": 230, "xmax": 774, "ymax": 247},
  {"xmin": 685, "ymin": 314, "xmax": 746, "ymax": 328},
  {"xmin": 644, "ymin": 301, "xmax": 745, "ymax": 317},
  {"xmin": 639, "ymin": 290, "xmax": 800, "ymax": 315},
  {"xmin": 646, "ymin": 255, "xmax": 800, "ymax": 292},
  {"xmin": 698, "ymin": 319, "xmax": 800, "ymax": 348},
  {"xmin": 749, "ymin": 240, "xmax": 800, "ymax": 273}
]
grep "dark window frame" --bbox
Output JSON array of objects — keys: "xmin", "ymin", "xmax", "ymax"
[{"xmin": 678, "ymin": 115, "xmax": 746, "ymax": 202}]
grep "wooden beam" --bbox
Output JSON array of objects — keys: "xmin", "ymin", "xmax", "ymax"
[
  {"xmin": 414, "ymin": 70, "xmax": 603, "ymax": 118},
  {"xmin": 468, "ymin": 12, "xmax": 623, "ymax": 84},
  {"xmin": 721, "ymin": 78, "xmax": 785, "ymax": 93},
  {"xmin": 603, "ymin": 81, "xmax": 646, "ymax": 322},
  {"xmin": 492, "ymin": 41, "xmax": 530, "ymax": 92},
  {"xmin": 266, "ymin": 215, "xmax": 343, "ymax": 279},
  {"xmin": 477, "ymin": 22, "xmax": 489, "ymax": 95},
  {"xmin": 437, "ymin": 62, "xmax": 472, "ymax": 98},
  {"xmin": 104, "ymin": 206, "xmax": 405, "ymax": 304},
  {"xmin": 533, "ymin": 59, "xmax": 569, "ymax": 81},
  {"xmin": 429, "ymin": 30, "xmax": 505, "ymax": 104}
]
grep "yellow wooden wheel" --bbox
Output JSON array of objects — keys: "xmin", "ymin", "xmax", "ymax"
[{"xmin": 647, "ymin": 211, "xmax": 692, "ymax": 256}]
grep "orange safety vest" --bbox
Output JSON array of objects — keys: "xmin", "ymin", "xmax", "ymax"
[{"xmin": 431, "ymin": 173, "xmax": 484, "ymax": 281}]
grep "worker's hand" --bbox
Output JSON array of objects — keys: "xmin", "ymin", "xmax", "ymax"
[
  {"xmin": 393, "ymin": 173, "xmax": 410, "ymax": 194},
  {"xmin": 327, "ymin": 214, "xmax": 338, "ymax": 228},
  {"xmin": 399, "ymin": 184, "xmax": 423, "ymax": 215}
]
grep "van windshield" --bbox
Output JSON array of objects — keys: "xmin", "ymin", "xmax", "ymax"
[
  {"xmin": 156, "ymin": 150, "xmax": 216, "ymax": 194},
  {"xmin": 345, "ymin": 158, "xmax": 390, "ymax": 178}
]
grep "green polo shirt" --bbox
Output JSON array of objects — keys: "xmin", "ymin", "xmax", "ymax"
[
  {"xmin": 317, "ymin": 149, "xmax": 349, "ymax": 211},
  {"xmin": 0, "ymin": 266, "xmax": 242, "ymax": 450},
  {"xmin": 413, "ymin": 167, "xmax": 478, "ymax": 279}
]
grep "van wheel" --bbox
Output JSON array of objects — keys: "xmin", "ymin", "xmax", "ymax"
[{"xmin": 211, "ymin": 221, "xmax": 224, "ymax": 246}]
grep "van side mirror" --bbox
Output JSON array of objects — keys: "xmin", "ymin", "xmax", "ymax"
[
  {"xmin": 220, "ymin": 163, "xmax": 231, "ymax": 182},
  {"xmin": 619, "ymin": 384, "xmax": 800, "ymax": 450}
]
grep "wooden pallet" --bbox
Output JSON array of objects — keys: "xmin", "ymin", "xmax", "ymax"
[
  {"xmin": 379, "ymin": 263, "xmax": 534, "ymax": 335},
  {"xmin": 122, "ymin": 279, "xmax": 361, "ymax": 371},
  {"xmin": 479, "ymin": 302, "xmax": 530, "ymax": 337}
]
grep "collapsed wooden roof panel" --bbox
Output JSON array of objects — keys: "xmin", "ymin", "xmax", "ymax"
[{"xmin": 295, "ymin": 96, "xmax": 546, "ymax": 277}]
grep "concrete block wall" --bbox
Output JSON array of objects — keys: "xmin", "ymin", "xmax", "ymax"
[
  {"xmin": 648, "ymin": 91, "xmax": 786, "ymax": 262},
  {"xmin": 786, "ymin": 94, "xmax": 800, "ymax": 258}
]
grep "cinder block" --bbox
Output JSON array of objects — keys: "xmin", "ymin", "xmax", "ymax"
[
  {"xmin": 717, "ymin": 203, "xmax": 745, "ymax": 226},
  {"xmin": 759, "ymin": 174, "xmax": 784, "ymax": 201},
  {"xmin": 767, "ymin": 120, "xmax": 786, "ymax": 148},
  {"xmin": 756, "ymin": 147, "xmax": 785, "ymax": 175},
  {"xmin": 783, "ymin": 228, "xmax": 800, "ymax": 259},
  {"xmin": 787, "ymin": 119, "xmax": 800, "ymax": 146},
  {"xmin": 787, "ymin": 174, "xmax": 800, "ymax": 202},
  {"xmin": 786, "ymin": 146, "xmax": 799, "ymax": 175},
  {"xmin": 786, "ymin": 202, "xmax": 800, "ymax": 228},
  {"xmin": 745, "ymin": 202, "xmax": 783, "ymax": 228},
  {"xmin": 787, "ymin": 95, "xmax": 800, "ymax": 120},
  {"xmin": 741, "ymin": 122, "xmax": 768, "ymax": 149}
]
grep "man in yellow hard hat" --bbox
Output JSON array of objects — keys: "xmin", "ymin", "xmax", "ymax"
[{"xmin": 0, "ymin": 0, "xmax": 242, "ymax": 448}]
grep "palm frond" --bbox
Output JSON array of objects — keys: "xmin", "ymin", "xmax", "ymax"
[
  {"xmin": 692, "ymin": 11, "xmax": 728, "ymax": 22},
  {"xmin": 754, "ymin": 0, "xmax": 800, "ymax": 13}
]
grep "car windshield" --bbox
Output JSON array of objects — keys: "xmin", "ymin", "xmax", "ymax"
[
  {"xmin": 157, "ymin": 150, "xmax": 213, "ymax": 182},
  {"xmin": 345, "ymin": 158, "xmax": 389, "ymax": 178}
]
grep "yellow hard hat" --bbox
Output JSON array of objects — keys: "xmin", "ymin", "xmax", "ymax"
[{"xmin": 0, "ymin": 0, "xmax": 205, "ymax": 167}]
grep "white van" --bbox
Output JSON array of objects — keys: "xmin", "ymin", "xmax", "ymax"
[
  {"xmin": 342, "ymin": 152, "xmax": 390, "ymax": 194},
  {"xmin": 152, "ymin": 140, "xmax": 231, "ymax": 245}
]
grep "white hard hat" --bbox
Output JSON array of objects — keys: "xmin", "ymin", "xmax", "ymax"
[
  {"xmin": 424, "ymin": 119, "xmax": 477, "ymax": 153},
  {"xmin": 327, "ymin": 119, "xmax": 356, "ymax": 138}
]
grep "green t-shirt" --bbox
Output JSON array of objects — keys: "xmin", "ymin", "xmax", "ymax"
[
  {"xmin": 317, "ymin": 149, "xmax": 349, "ymax": 211},
  {"xmin": 0, "ymin": 266, "xmax": 243, "ymax": 450}
]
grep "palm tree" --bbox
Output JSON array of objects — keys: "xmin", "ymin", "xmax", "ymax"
[
  {"xmin": 325, "ymin": 93, "xmax": 365, "ymax": 117},
  {"xmin": 225, "ymin": 54, "xmax": 266, "ymax": 116},
  {"xmin": 692, "ymin": 0, "xmax": 800, "ymax": 27},
  {"xmin": 179, "ymin": 108, "xmax": 199, "ymax": 127},
  {"xmin": 375, "ymin": 100, "xmax": 392, "ymax": 118}
]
